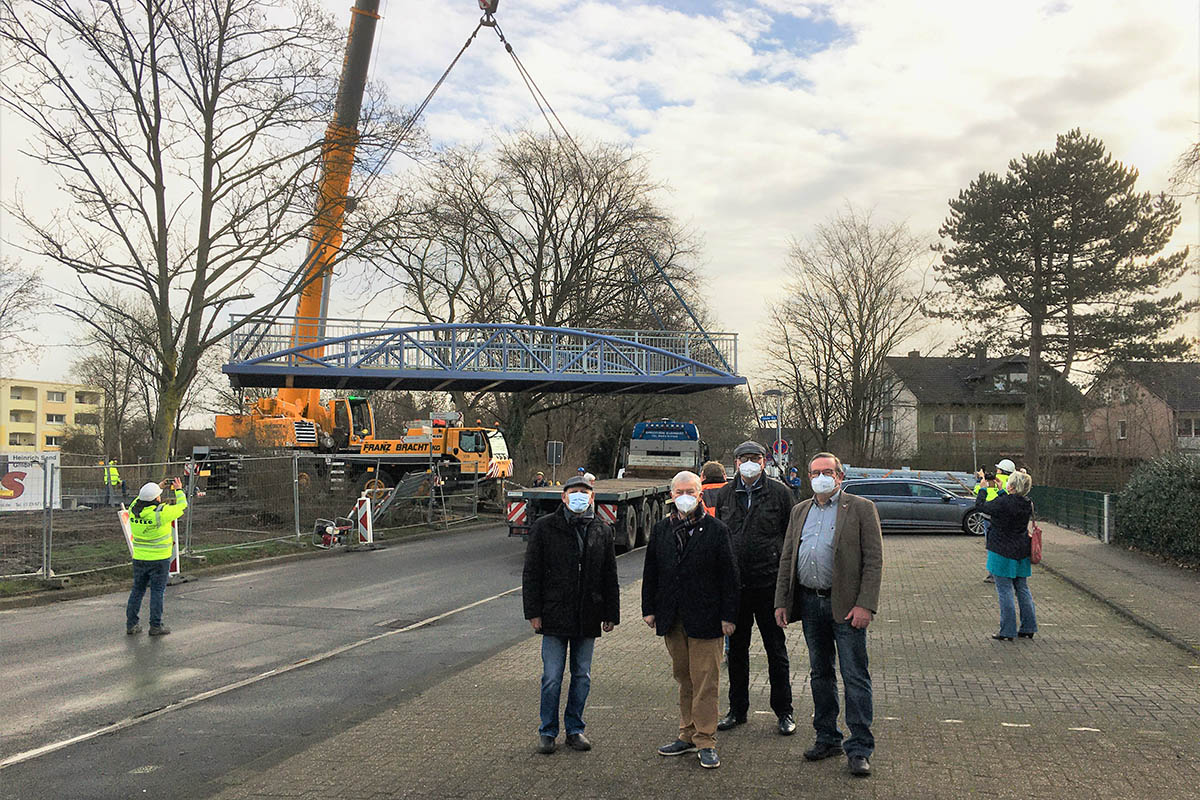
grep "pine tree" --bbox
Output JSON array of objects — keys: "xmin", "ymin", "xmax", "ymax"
[{"xmin": 933, "ymin": 129, "xmax": 1194, "ymax": 468}]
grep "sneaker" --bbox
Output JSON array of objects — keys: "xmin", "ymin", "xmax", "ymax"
[
  {"xmin": 565, "ymin": 732, "xmax": 591, "ymax": 751},
  {"xmin": 698, "ymin": 747, "xmax": 720, "ymax": 769},
  {"xmin": 148, "ymin": 625, "xmax": 171, "ymax": 636},
  {"xmin": 804, "ymin": 741, "xmax": 844, "ymax": 761},
  {"xmin": 657, "ymin": 739, "xmax": 698, "ymax": 757},
  {"xmin": 126, "ymin": 624, "xmax": 142, "ymax": 635}
]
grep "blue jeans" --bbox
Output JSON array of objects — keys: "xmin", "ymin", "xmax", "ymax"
[
  {"xmin": 126, "ymin": 558, "xmax": 170, "ymax": 628},
  {"xmin": 994, "ymin": 575, "xmax": 1037, "ymax": 638},
  {"xmin": 799, "ymin": 590, "xmax": 874, "ymax": 758},
  {"xmin": 539, "ymin": 635, "xmax": 595, "ymax": 737}
]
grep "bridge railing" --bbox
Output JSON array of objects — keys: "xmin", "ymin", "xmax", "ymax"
[{"xmin": 227, "ymin": 316, "xmax": 739, "ymax": 377}]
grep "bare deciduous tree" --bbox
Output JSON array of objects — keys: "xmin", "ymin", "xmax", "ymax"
[
  {"xmin": 354, "ymin": 132, "xmax": 704, "ymax": 451},
  {"xmin": 0, "ymin": 257, "xmax": 45, "ymax": 369},
  {"xmin": 766, "ymin": 205, "xmax": 929, "ymax": 464},
  {"xmin": 1, "ymin": 0, "xmax": 405, "ymax": 462}
]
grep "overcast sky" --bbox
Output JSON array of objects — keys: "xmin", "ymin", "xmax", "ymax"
[{"xmin": 3, "ymin": 0, "xmax": 1197, "ymax": 385}]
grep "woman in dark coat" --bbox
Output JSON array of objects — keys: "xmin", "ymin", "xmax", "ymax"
[{"xmin": 975, "ymin": 470, "xmax": 1038, "ymax": 641}]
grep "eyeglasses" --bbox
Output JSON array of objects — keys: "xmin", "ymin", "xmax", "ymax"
[{"xmin": 808, "ymin": 469, "xmax": 837, "ymax": 478}]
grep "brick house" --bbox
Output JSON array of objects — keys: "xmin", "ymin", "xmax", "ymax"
[
  {"xmin": 877, "ymin": 350, "xmax": 1087, "ymax": 466},
  {"xmin": 1086, "ymin": 361, "xmax": 1200, "ymax": 459}
]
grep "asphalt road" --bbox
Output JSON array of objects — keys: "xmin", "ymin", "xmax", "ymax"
[{"xmin": 0, "ymin": 524, "xmax": 648, "ymax": 800}]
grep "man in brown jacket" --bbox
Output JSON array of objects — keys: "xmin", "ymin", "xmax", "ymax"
[{"xmin": 774, "ymin": 452, "xmax": 883, "ymax": 778}]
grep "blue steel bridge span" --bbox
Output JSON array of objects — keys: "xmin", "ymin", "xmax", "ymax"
[{"xmin": 223, "ymin": 317, "xmax": 745, "ymax": 395}]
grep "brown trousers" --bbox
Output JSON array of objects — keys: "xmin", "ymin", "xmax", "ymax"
[{"xmin": 664, "ymin": 621, "xmax": 724, "ymax": 749}]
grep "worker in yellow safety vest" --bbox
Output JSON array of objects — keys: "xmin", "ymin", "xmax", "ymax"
[
  {"xmin": 974, "ymin": 458, "xmax": 1016, "ymax": 584},
  {"xmin": 125, "ymin": 477, "xmax": 186, "ymax": 636}
]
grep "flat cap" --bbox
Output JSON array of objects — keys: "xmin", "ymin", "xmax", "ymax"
[
  {"xmin": 563, "ymin": 475, "xmax": 594, "ymax": 491},
  {"xmin": 733, "ymin": 440, "xmax": 767, "ymax": 457}
]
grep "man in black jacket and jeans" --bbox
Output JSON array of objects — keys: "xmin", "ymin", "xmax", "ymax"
[
  {"xmin": 715, "ymin": 440, "xmax": 798, "ymax": 735},
  {"xmin": 523, "ymin": 475, "xmax": 620, "ymax": 755}
]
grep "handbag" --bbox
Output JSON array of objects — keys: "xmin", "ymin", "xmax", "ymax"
[{"xmin": 1028, "ymin": 509, "xmax": 1043, "ymax": 565}]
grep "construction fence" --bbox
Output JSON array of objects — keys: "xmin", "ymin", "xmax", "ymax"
[
  {"xmin": 0, "ymin": 454, "xmax": 483, "ymax": 583},
  {"xmin": 1028, "ymin": 485, "xmax": 1116, "ymax": 543}
]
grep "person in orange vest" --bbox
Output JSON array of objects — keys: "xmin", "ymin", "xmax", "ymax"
[{"xmin": 699, "ymin": 461, "xmax": 727, "ymax": 517}]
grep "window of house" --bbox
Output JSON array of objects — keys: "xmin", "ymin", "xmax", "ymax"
[
  {"xmin": 74, "ymin": 413, "xmax": 100, "ymax": 426},
  {"xmin": 1180, "ymin": 418, "xmax": 1197, "ymax": 438},
  {"xmin": 1119, "ymin": 386, "xmax": 1130, "ymax": 403},
  {"xmin": 9, "ymin": 388, "xmax": 21, "ymax": 400},
  {"xmin": 45, "ymin": 435, "xmax": 61, "ymax": 447},
  {"xmin": 988, "ymin": 414, "xmax": 1008, "ymax": 431},
  {"xmin": 1008, "ymin": 371, "xmax": 1027, "ymax": 385},
  {"xmin": 952, "ymin": 413, "xmax": 970, "ymax": 432},
  {"xmin": 46, "ymin": 390, "xmax": 66, "ymax": 403},
  {"xmin": 1118, "ymin": 420, "xmax": 1127, "ymax": 440},
  {"xmin": 46, "ymin": 413, "xmax": 66, "ymax": 425},
  {"xmin": 1038, "ymin": 414, "xmax": 1063, "ymax": 432},
  {"xmin": 934, "ymin": 414, "xmax": 950, "ymax": 433},
  {"xmin": 8, "ymin": 433, "xmax": 20, "ymax": 446}
]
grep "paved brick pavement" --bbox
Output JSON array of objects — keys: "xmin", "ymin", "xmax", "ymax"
[{"xmin": 210, "ymin": 529, "xmax": 1200, "ymax": 800}]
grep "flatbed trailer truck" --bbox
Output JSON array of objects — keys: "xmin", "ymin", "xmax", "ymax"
[{"xmin": 506, "ymin": 477, "xmax": 672, "ymax": 552}]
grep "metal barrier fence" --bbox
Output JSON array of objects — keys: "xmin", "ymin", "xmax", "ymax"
[
  {"xmin": 1, "ymin": 454, "xmax": 481, "ymax": 583},
  {"xmin": 1028, "ymin": 485, "xmax": 1116, "ymax": 542}
]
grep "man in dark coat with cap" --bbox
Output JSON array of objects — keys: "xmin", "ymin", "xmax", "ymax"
[
  {"xmin": 713, "ymin": 440, "xmax": 798, "ymax": 735},
  {"xmin": 523, "ymin": 474, "xmax": 620, "ymax": 755}
]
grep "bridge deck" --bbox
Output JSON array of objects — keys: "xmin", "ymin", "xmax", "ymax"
[{"xmin": 223, "ymin": 318, "xmax": 745, "ymax": 395}]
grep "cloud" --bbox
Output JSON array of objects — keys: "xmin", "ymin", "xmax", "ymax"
[{"xmin": 3, "ymin": 0, "xmax": 1195, "ymax": 384}]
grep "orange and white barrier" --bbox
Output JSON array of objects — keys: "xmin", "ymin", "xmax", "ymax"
[{"xmin": 352, "ymin": 495, "xmax": 373, "ymax": 545}]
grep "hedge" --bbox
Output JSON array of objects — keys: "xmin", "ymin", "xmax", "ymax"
[{"xmin": 1113, "ymin": 453, "xmax": 1200, "ymax": 561}]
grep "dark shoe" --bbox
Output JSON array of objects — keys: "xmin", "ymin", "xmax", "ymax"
[
  {"xmin": 991, "ymin": 634, "xmax": 1014, "ymax": 641},
  {"xmin": 565, "ymin": 732, "xmax": 591, "ymax": 751},
  {"xmin": 804, "ymin": 741, "xmax": 844, "ymax": 761},
  {"xmin": 983, "ymin": 574, "xmax": 995, "ymax": 583},
  {"xmin": 537, "ymin": 735, "xmax": 556, "ymax": 754},
  {"xmin": 716, "ymin": 712, "xmax": 746, "ymax": 731},
  {"xmin": 698, "ymin": 747, "xmax": 720, "ymax": 769},
  {"xmin": 148, "ymin": 625, "xmax": 171, "ymax": 636},
  {"xmin": 657, "ymin": 739, "xmax": 698, "ymax": 757},
  {"xmin": 1017, "ymin": 632, "xmax": 1035, "ymax": 639},
  {"xmin": 777, "ymin": 714, "xmax": 797, "ymax": 736},
  {"xmin": 848, "ymin": 755, "xmax": 871, "ymax": 776},
  {"xmin": 126, "ymin": 624, "xmax": 142, "ymax": 635}
]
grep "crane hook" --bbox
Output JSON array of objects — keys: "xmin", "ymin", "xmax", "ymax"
[{"xmin": 479, "ymin": 0, "xmax": 499, "ymax": 27}]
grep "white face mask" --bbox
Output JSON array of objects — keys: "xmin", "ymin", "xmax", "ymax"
[
  {"xmin": 811, "ymin": 474, "xmax": 837, "ymax": 494},
  {"xmin": 566, "ymin": 492, "xmax": 592, "ymax": 513},
  {"xmin": 673, "ymin": 494, "xmax": 699, "ymax": 514},
  {"xmin": 738, "ymin": 461, "xmax": 762, "ymax": 481}
]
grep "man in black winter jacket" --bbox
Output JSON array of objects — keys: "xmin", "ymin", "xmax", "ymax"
[
  {"xmin": 643, "ymin": 471, "xmax": 739, "ymax": 769},
  {"xmin": 523, "ymin": 475, "xmax": 620, "ymax": 755},
  {"xmin": 714, "ymin": 440, "xmax": 798, "ymax": 735}
]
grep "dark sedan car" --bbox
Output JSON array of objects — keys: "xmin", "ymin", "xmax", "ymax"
[{"xmin": 841, "ymin": 478, "xmax": 985, "ymax": 535}]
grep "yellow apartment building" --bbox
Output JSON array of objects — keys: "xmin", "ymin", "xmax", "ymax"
[{"xmin": 0, "ymin": 378, "xmax": 104, "ymax": 452}]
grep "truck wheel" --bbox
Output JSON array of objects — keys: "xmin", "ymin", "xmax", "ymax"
[
  {"xmin": 618, "ymin": 506, "xmax": 637, "ymax": 553},
  {"xmin": 635, "ymin": 501, "xmax": 650, "ymax": 547}
]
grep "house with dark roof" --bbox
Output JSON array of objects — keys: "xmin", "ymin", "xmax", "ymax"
[
  {"xmin": 1085, "ymin": 361, "xmax": 1200, "ymax": 459},
  {"xmin": 879, "ymin": 349, "xmax": 1087, "ymax": 464}
]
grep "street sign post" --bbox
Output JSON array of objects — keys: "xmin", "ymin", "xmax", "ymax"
[{"xmin": 546, "ymin": 440, "xmax": 564, "ymax": 483}]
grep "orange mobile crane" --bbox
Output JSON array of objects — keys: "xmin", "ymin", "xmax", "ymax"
[{"xmin": 215, "ymin": 0, "xmax": 512, "ymax": 489}]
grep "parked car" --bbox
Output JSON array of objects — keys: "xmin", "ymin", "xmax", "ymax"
[{"xmin": 841, "ymin": 478, "xmax": 985, "ymax": 535}]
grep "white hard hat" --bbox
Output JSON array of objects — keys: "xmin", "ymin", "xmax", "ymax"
[
  {"xmin": 995, "ymin": 459, "xmax": 1016, "ymax": 473},
  {"xmin": 137, "ymin": 482, "xmax": 163, "ymax": 502}
]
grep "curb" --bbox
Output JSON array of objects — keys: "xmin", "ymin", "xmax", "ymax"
[
  {"xmin": 0, "ymin": 517, "xmax": 506, "ymax": 611},
  {"xmin": 1039, "ymin": 560, "xmax": 1200, "ymax": 659}
]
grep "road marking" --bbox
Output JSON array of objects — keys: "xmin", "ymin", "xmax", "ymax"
[
  {"xmin": 1, "ymin": 543, "xmax": 645, "ymax": 770},
  {"xmin": 1069, "ymin": 727, "xmax": 1101, "ymax": 732},
  {"xmin": 0, "ymin": 585, "xmax": 522, "ymax": 771},
  {"xmin": 128, "ymin": 765, "xmax": 159, "ymax": 774},
  {"xmin": 941, "ymin": 719, "xmax": 964, "ymax": 724},
  {"xmin": 1000, "ymin": 723, "xmax": 1031, "ymax": 728},
  {"xmin": 209, "ymin": 567, "xmax": 282, "ymax": 582}
]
